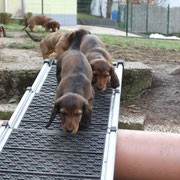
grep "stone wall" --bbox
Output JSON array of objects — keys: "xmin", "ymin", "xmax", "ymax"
[{"xmin": 0, "ymin": 70, "xmax": 39, "ymax": 101}]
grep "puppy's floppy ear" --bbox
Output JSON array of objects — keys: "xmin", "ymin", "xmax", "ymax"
[
  {"xmin": 1, "ymin": 26, "xmax": 6, "ymax": 37},
  {"xmin": 67, "ymin": 31, "xmax": 75, "ymax": 43},
  {"xmin": 56, "ymin": 22, "xmax": 60, "ymax": 30},
  {"xmin": 80, "ymin": 100, "xmax": 92, "ymax": 129},
  {"xmin": 68, "ymin": 29, "xmax": 91, "ymax": 49},
  {"xmin": 110, "ymin": 65, "xmax": 120, "ymax": 88},
  {"xmin": 89, "ymin": 60, "xmax": 95, "ymax": 70},
  {"xmin": 46, "ymin": 97, "xmax": 62, "ymax": 128},
  {"xmin": 45, "ymin": 21, "xmax": 52, "ymax": 29}
]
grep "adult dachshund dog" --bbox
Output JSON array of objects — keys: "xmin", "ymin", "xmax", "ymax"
[
  {"xmin": 22, "ymin": 15, "xmax": 60, "ymax": 32},
  {"xmin": 46, "ymin": 50, "xmax": 94, "ymax": 134},
  {"xmin": 0, "ymin": 26, "xmax": 6, "ymax": 38},
  {"xmin": 25, "ymin": 29, "xmax": 90, "ymax": 59},
  {"xmin": 80, "ymin": 34, "xmax": 119, "ymax": 91}
]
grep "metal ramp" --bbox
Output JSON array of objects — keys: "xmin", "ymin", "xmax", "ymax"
[{"xmin": 0, "ymin": 59, "xmax": 123, "ymax": 180}]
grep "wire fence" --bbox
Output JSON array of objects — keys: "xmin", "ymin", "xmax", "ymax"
[
  {"xmin": 117, "ymin": 2, "xmax": 177, "ymax": 36},
  {"xmin": 77, "ymin": 0, "xmax": 180, "ymax": 36}
]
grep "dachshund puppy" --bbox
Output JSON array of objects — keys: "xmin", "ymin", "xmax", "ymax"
[
  {"xmin": 25, "ymin": 29, "xmax": 90, "ymax": 59},
  {"xmin": 46, "ymin": 50, "xmax": 94, "ymax": 134},
  {"xmin": 45, "ymin": 20, "xmax": 60, "ymax": 32},
  {"xmin": 80, "ymin": 34, "xmax": 119, "ymax": 91},
  {"xmin": 22, "ymin": 15, "xmax": 60, "ymax": 32},
  {"xmin": 0, "ymin": 26, "xmax": 6, "ymax": 38}
]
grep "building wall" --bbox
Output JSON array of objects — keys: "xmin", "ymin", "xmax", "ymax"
[
  {"xmin": 24, "ymin": 0, "xmax": 77, "ymax": 25},
  {"xmin": 0, "ymin": 0, "xmax": 5, "ymax": 13},
  {"xmin": 8, "ymin": 0, "xmax": 22, "ymax": 17}
]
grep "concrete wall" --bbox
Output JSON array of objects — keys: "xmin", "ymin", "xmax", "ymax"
[
  {"xmin": 148, "ymin": 5, "xmax": 167, "ymax": 34},
  {"xmin": 170, "ymin": 7, "xmax": 180, "ymax": 33}
]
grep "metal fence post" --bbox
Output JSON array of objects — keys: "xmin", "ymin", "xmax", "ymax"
[
  {"xmin": 126, "ymin": 0, "xmax": 129, "ymax": 36},
  {"xmin": 124, "ymin": 5, "xmax": 126, "ymax": 28},
  {"xmin": 167, "ymin": 4, "xmax": 170, "ymax": 35},
  {"xmin": 118, "ymin": 2, "xmax": 121, "ymax": 28},
  {"xmin": 42, "ymin": 0, "xmax": 44, "ymax": 15},
  {"xmin": 130, "ymin": 0, "xmax": 133, "ymax": 32},
  {"xmin": 146, "ymin": 0, "xmax": 149, "ymax": 34}
]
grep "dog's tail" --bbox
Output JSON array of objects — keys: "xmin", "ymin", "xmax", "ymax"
[
  {"xmin": 68, "ymin": 29, "xmax": 91, "ymax": 50},
  {"xmin": 21, "ymin": 16, "xmax": 28, "ymax": 31},
  {"xmin": 1, "ymin": 26, "xmax": 6, "ymax": 37},
  {"xmin": 25, "ymin": 30, "xmax": 42, "ymax": 42}
]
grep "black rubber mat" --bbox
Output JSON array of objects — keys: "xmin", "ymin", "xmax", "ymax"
[{"xmin": 0, "ymin": 62, "xmax": 114, "ymax": 179}]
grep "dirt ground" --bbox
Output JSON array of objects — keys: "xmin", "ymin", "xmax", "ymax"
[
  {"xmin": 113, "ymin": 46, "xmax": 180, "ymax": 131},
  {"xmin": 0, "ymin": 30, "xmax": 180, "ymax": 132}
]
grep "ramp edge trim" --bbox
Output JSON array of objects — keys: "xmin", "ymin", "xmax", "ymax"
[{"xmin": 101, "ymin": 62, "xmax": 123, "ymax": 180}]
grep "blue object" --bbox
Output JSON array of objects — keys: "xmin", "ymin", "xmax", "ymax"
[{"xmin": 112, "ymin": 10, "xmax": 118, "ymax": 21}]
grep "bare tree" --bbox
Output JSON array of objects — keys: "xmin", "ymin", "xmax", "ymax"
[
  {"xmin": 106, "ymin": 0, "xmax": 113, "ymax": 19},
  {"xmin": 155, "ymin": 0, "xmax": 167, "ymax": 5},
  {"xmin": 128, "ymin": 0, "xmax": 167, "ymax": 5},
  {"xmin": 99, "ymin": 0, "xmax": 103, "ymax": 18}
]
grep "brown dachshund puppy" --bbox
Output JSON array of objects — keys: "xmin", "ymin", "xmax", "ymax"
[
  {"xmin": 0, "ymin": 26, "xmax": 6, "ymax": 38},
  {"xmin": 46, "ymin": 50, "xmax": 94, "ymax": 134},
  {"xmin": 80, "ymin": 34, "xmax": 119, "ymax": 91},
  {"xmin": 22, "ymin": 15, "xmax": 60, "ymax": 32},
  {"xmin": 45, "ymin": 20, "xmax": 60, "ymax": 32},
  {"xmin": 25, "ymin": 29, "xmax": 90, "ymax": 59}
]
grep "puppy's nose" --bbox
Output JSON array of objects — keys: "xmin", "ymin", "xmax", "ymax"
[
  {"xmin": 97, "ymin": 86, "xmax": 102, "ymax": 90},
  {"xmin": 66, "ymin": 127, "xmax": 73, "ymax": 133}
]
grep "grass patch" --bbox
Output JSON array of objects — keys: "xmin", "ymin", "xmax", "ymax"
[
  {"xmin": 6, "ymin": 34, "xmax": 14, "ymax": 38},
  {"xmin": 23, "ymin": 32, "xmax": 50, "ymax": 38},
  {"xmin": 77, "ymin": 13, "xmax": 101, "ymax": 19},
  {"xmin": 9, "ymin": 40, "xmax": 38, "ymax": 49},
  {"xmin": 4, "ymin": 23, "xmax": 180, "ymax": 52},
  {"xmin": 97, "ymin": 34, "xmax": 180, "ymax": 51},
  {"xmin": 4, "ymin": 23, "xmax": 66, "ymax": 33},
  {"xmin": 4, "ymin": 23, "xmax": 24, "ymax": 31}
]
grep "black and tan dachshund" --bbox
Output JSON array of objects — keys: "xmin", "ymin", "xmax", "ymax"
[
  {"xmin": 46, "ymin": 50, "xmax": 94, "ymax": 134},
  {"xmin": 80, "ymin": 34, "xmax": 119, "ymax": 91}
]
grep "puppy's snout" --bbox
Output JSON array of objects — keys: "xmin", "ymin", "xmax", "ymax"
[{"xmin": 66, "ymin": 127, "xmax": 73, "ymax": 133}]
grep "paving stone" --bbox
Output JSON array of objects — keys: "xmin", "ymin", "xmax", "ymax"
[
  {"xmin": 119, "ymin": 113, "xmax": 145, "ymax": 130},
  {"xmin": 122, "ymin": 62, "xmax": 152, "ymax": 99}
]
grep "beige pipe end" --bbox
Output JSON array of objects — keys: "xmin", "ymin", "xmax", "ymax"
[{"xmin": 114, "ymin": 130, "xmax": 180, "ymax": 180}]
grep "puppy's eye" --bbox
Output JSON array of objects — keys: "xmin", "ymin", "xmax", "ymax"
[
  {"xmin": 104, "ymin": 74, "xmax": 109, "ymax": 78},
  {"xmin": 74, "ymin": 113, "xmax": 81, "ymax": 117},
  {"xmin": 60, "ymin": 112, "xmax": 67, "ymax": 116}
]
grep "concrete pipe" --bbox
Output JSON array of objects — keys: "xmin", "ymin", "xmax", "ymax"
[{"xmin": 114, "ymin": 129, "xmax": 180, "ymax": 180}]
